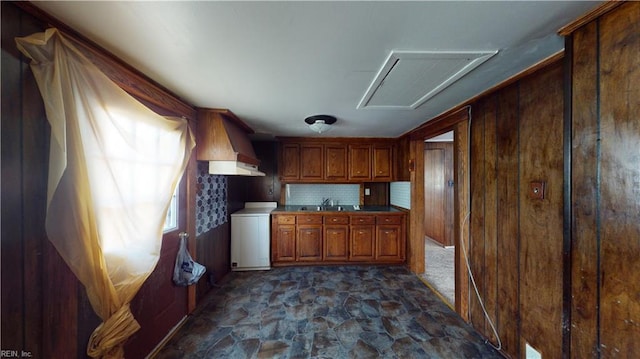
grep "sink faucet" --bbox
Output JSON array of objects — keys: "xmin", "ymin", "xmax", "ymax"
[{"xmin": 321, "ymin": 198, "xmax": 331, "ymax": 206}]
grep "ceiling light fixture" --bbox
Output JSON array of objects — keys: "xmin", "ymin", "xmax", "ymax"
[{"xmin": 304, "ymin": 115, "xmax": 336, "ymax": 134}]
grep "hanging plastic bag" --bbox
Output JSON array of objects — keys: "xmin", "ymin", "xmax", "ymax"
[{"xmin": 173, "ymin": 232, "xmax": 206, "ymax": 286}]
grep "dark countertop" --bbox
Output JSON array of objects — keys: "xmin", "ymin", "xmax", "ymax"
[{"xmin": 272, "ymin": 205, "xmax": 406, "ymax": 214}]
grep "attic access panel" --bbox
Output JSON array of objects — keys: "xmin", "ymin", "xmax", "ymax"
[{"xmin": 357, "ymin": 50, "xmax": 497, "ymax": 110}]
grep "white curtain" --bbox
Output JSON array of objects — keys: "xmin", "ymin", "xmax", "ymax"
[{"xmin": 15, "ymin": 29, "xmax": 195, "ymax": 358}]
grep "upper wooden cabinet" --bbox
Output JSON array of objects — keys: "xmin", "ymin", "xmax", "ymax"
[
  {"xmin": 278, "ymin": 138, "xmax": 396, "ymax": 183},
  {"xmin": 300, "ymin": 144, "xmax": 324, "ymax": 180},
  {"xmin": 372, "ymin": 145, "xmax": 393, "ymax": 181},
  {"xmin": 348, "ymin": 145, "xmax": 372, "ymax": 181},
  {"xmin": 325, "ymin": 144, "xmax": 348, "ymax": 181},
  {"xmin": 280, "ymin": 143, "xmax": 300, "ymax": 180}
]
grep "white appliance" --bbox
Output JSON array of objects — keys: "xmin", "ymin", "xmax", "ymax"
[{"xmin": 230, "ymin": 202, "xmax": 277, "ymax": 271}]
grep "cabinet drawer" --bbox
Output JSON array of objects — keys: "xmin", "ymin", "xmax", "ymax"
[
  {"xmin": 377, "ymin": 215, "xmax": 402, "ymax": 225},
  {"xmin": 277, "ymin": 215, "xmax": 296, "ymax": 225},
  {"xmin": 297, "ymin": 215, "xmax": 323, "ymax": 224},
  {"xmin": 350, "ymin": 215, "xmax": 375, "ymax": 225},
  {"xmin": 325, "ymin": 215, "xmax": 349, "ymax": 225}
]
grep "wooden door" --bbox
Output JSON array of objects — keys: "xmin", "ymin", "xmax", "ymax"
[
  {"xmin": 376, "ymin": 225, "xmax": 402, "ymax": 261},
  {"xmin": 280, "ymin": 143, "xmax": 300, "ymax": 180},
  {"xmin": 297, "ymin": 225, "xmax": 323, "ymax": 261},
  {"xmin": 300, "ymin": 144, "xmax": 323, "ymax": 180},
  {"xmin": 372, "ymin": 145, "xmax": 393, "ymax": 181},
  {"xmin": 348, "ymin": 145, "xmax": 371, "ymax": 180},
  {"xmin": 324, "ymin": 226, "xmax": 349, "ymax": 261},
  {"xmin": 350, "ymin": 225, "xmax": 375, "ymax": 261},
  {"xmin": 424, "ymin": 142, "xmax": 454, "ymax": 246},
  {"xmin": 325, "ymin": 144, "xmax": 347, "ymax": 180},
  {"xmin": 274, "ymin": 224, "xmax": 296, "ymax": 262},
  {"xmin": 126, "ymin": 175, "xmax": 189, "ymax": 358}
]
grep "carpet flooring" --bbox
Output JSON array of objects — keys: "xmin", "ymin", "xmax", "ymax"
[
  {"xmin": 155, "ymin": 265, "xmax": 500, "ymax": 358},
  {"xmin": 420, "ymin": 238, "xmax": 455, "ymax": 305}
]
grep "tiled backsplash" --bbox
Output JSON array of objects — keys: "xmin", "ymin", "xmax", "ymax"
[
  {"xmin": 285, "ymin": 184, "xmax": 360, "ymax": 205},
  {"xmin": 390, "ymin": 181, "xmax": 411, "ymax": 209},
  {"xmin": 195, "ymin": 161, "xmax": 228, "ymax": 236}
]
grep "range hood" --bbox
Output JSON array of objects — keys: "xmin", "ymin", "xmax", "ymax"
[{"xmin": 196, "ymin": 109, "xmax": 265, "ymax": 176}]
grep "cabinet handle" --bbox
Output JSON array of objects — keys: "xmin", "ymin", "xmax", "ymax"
[{"xmin": 332, "ymin": 219, "xmax": 337, "ymax": 222}]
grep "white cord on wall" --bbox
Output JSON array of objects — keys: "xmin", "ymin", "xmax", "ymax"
[{"xmin": 461, "ymin": 105, "xmax": 503, "ymax": 351}]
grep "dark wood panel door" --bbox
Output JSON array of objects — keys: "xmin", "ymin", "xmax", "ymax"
[
  {"xmin": 323, "ymin": 225, "xmax": 349, "ymax": 261},
  {"xmin": 350, "ymin": 225, "xmax": 375, "ymax": 261},
  {"xmin": 300, "ymin": 144, "xmax": 323, "ymax": 180},
  {"xmin": 297, "ymin": 225, "xmax": 322, "ymax": 261},
  {"xmin": 424, "ymin": 142, "xmax": 454, "ymax": 246},
  {"xmin": 126, "ymin": 176, "xmax": 188, "ymax": 358}
]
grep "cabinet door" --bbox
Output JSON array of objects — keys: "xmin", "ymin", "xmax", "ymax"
[
  {"xmin": 300, "ymin": 144, "xmax": 324, "ymax": 180},
  {"xmin": 372, "ymin": 145, "xmax": 393, "ymax": 181},
  {"xmin": 350, "ymin": 225, "xmax": 375, "ymax": 261},
  {"xmin": 324, "ymin": 225, "xmax": 349, "ymax": 261},
  {"xmin": 280, "ymin": 144, "xmax": 300, "ymax": 180},
  {"xmin": 274, "ymin": 224, "xmax": 296, "ymax": 262},
  {"xmin": 325, "ymin": 144, "xmax": 347, "ymax": 180},
  {"xmin": 297, "ymin": 225, "xmax": 323, "ymax": 261},
  {"xmin": 376, "ymin": 225, "xmax": 403, "ymax": 261},
  {"xmin": 349, "ymin": 145, "xmax": 371, "ymax": 180}
]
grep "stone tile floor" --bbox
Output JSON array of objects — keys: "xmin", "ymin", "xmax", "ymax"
[{"xmin": 155, "ymin": 266, "xmax": 501, "ymax": 358}]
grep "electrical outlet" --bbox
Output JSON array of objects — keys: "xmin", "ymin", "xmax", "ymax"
[
  {"xmin": 365, "ymin": 188, "xmax": 370, "ymax": 196},
  {"xmin": 529, "ymin": 181, "xmax": 545, "ymax": 200}
]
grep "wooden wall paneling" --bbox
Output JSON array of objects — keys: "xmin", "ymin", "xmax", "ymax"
[
  {"xmin": 395, "ymin": 135, "xmax": 411, "ymax": 181},
  {"xmin": 495, "ymin": 83, "xmax": 521, "ymax": 355},
  {"xmin": 569, "ymin": 20, "xmax": 599, "ymax": 359},
  {"xmin": 598, "ymin": 3, "xmax": 640, "ymax": 356},
  {"xmin": 469, "ymin": 98, "xmax": 487, "ymax": 334},
  {"xmin": 195, "ymin": 223, "xmax": 231, "ymax": 302},
  {"xmin": 21, "ymin": 32, "xmax": 49, "ymax": 355},
  {"xmin": 454, "ymin": 119, "xmax": 470, "ymax": 320},
  {"xmin": 408, "ymin": 138, "xmax": 425, "ymax": 273},
  {"xmin": 483, "ymin": 94, "xmax": 499, "ymax": 344},
  {"xmin": 247, "ymin": 141, "xmax": 280, "ymax": 202},
  {"xmin": 518, "ymin": 62, "xmax": 565, "ymax": 358},
  {"xmin": 186, "ymin": 142, "xmax": 198, "ymax": 313},
  {"xmin": 1, "ymin": 2, "xmax": 26, "ymax": 350},
  {"xmin": 43, "ymin": 241, "xmax": 80, "ymax": 357},
  {"xmin": 363, "ymin": 182, "xmax": 389, "ymax": 206}
]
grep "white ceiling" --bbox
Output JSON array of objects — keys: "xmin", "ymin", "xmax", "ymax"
[{"xmin": 32, "ymin": 1, "xmax": 599, "ymax": 138}]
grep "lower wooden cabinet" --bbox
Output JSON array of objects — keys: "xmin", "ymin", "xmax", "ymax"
[
  {"xmin": 350, "ymin": 225, "xmax": 375, "ymax": 261},
  {"xmin": 272, "ymin": 212, "xmax": 405, "ymax": 265},
  {"xmin": 375, "ymin": 214, "xmax": 404, "ymax": 261},
  {"xmin": 272, "ymin": 215, "xmax": 296, "ymax": 262},
  {"xmin": 324, "ymin": 225, "xmax": 349, "ymax": 261},
  {"xmin": 376, "ymin": 225, "xmax": 403, "ymax": 261},
  {"xmin": 297, "ymin": 225, "xmax": 322, "ymax": 261}
]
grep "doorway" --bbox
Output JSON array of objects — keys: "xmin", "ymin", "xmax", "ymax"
[{"xmin": 421, "ymin": 131, "xmax": 455, "ymax": 306}]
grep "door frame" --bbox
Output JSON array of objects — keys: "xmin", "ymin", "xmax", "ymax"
[{"xmin": 408, "ymin": 108, "xmax": 470, "ymax": 320}]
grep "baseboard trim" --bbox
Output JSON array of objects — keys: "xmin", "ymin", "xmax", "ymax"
[
  {"xmin": 145, "ymin": 315, "xmax": 189, "ymax": 359},
  {"xmin": 416, "ymin": 275, "xmax": 455, "ymax": 311}
]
